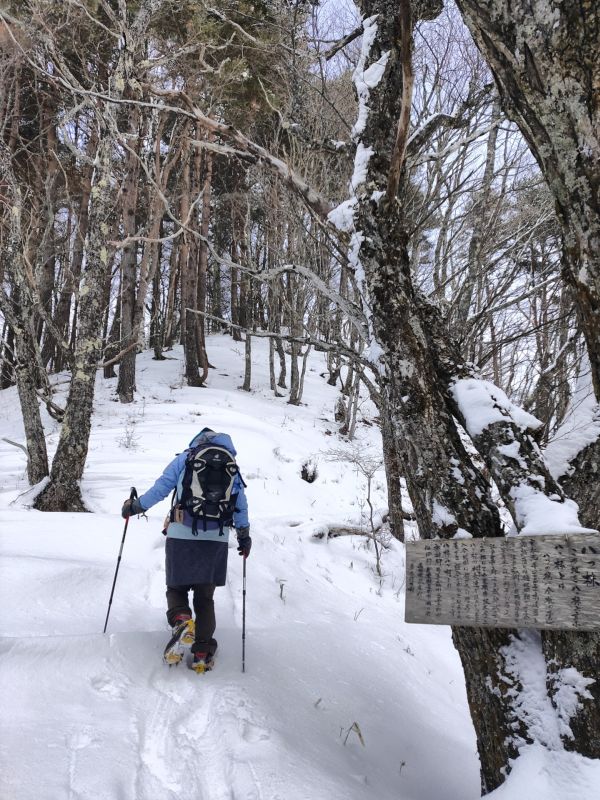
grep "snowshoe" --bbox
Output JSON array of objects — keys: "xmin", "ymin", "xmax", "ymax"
[{"xmin": 163, "ymin": 617, "xmax": 195, "ymax": 666}]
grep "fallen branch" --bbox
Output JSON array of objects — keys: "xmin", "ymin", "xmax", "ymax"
[
  {"xmin": 2, "ymin": 437, "xmax": 28, "ymax": 457},
  {"xmin": 312, "ymin": 522, "xmax": 391, "ymax": 548}
]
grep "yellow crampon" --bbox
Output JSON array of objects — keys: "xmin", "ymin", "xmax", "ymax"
[
  {"xmin": 180, "ymin": 619, "xmax": 195, "ymax": 646},
  {"xmin": 163, "ymin": 619, "xmax": 195, "ymax": 666},
  {"xmin": 190, "ymin": 657, "xmax": 212, "ymax": 674}
]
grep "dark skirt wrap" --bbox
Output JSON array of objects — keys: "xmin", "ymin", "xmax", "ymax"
[{"xmin": 165, "ymin": 538, "xmax": 229, "ymax": 586}]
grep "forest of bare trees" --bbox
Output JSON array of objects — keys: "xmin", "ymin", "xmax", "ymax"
[{"xmin": 1, "ymin": 0, "xmax": 598, "ymax": 794}]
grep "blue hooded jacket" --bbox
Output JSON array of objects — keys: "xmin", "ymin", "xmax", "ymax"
[{"xmin": 137, "ymin": 429, "xmax": 249, "ymax": 541}]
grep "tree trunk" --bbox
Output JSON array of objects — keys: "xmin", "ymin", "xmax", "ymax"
[
  {"xmin": 103, "ymin": 284, "xmax": 121, "ymax": 380},
  {"xmin": 0, "ymin": 323, "xmax": 15, "ymax": 389},
  {"xmin": 230, "ymin": 203, "xmax": 242, "ymax": 342},
  {"xmin": 242, "ymin": 334, "xmax": 252, "ymax": 392},
  {"xmin": 287, "ymin": 273, "xmax": 303, "ymax": 405},
  {"xmin": 455, "ymin": 0, "xmax": 600, "ymax": 401},
  {"xmin": 179, "ymin": 144, "xmax": 202, "ymax": 386},
  {"xmin": 196, "ymin": 142, "xmax": 213, "ymax": 384},
  {"xmin": 0, "ymin": 283, "xmax": 49, "ymax": 483},
  {"xmin": 346, "ymin": 4, "xmax": 584, "ymax": 793},
  {"xmin": 0, "ymin": 158, "xmax": 49, "ymax": 483},
  {"xmin": 276, "ymin": 334, "xmax": 287, "ymax": 389},
  {"xmin": 379, "ymin": 395, "xmax": 405, "ymax": 542},
  {"xmin": 455, "ymin": 101, "xmax": 501, "ymax": 331},
  {"xmin": 163, "ymin": 239, "xmax": 180, "ymax": 348},
  {"xmin": 12, "ymin": 314, "xmax": 50, "ymax": 484},
  {"xmin": 50, "ymin": 134, "xmax": 97, "ymax": 373},
  {"xmin": 116, "ymin": 110, "xmax": 141, "ymax": 403},
  {"xmin": 150, "ymin": 238, "xmax": 165, "ymax": 360},
  {"xmin": 552, "ymin": 443, "xmax": 600, "ymax": 758},
  {"xmin": 35, "ymin": 133, "xmax": 116, "ymax": 511}
]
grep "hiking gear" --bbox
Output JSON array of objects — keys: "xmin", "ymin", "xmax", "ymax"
[
  {"xmin": 189, "ymin": 639, "xmax": 217, "ymax": 673},
  {"xmin": 104, "ymin": 487, "xmax": 137, "ymax": 634},
  {"xmin": 192, "ymin": 638, "xmax": 218, "ymax": 657},
  {"xmin": 121, "ymin": 496, "xmax": 144, "ymax": 519},
  {"xmin": 166, "ymin": 602, "xmax": 193, "ymax": 628},
  {"xmin": 242, "ymin": 554, "xmax": 247, "ymax": 673},
  {"xmin": 163, "ymin": 617, "xmax": 195, "ymax": 665},
  {"xmin": 236, "ymin": 528, "xmax": 252, "ymax": 558},
  {"xmin": 165, "ymin": 537, "xmax": 229, "ymax": 586},
  {"xmin": 136, "ymin": 431, "xmax": 249, "ymax": 533},
  {"xmin": 172, "ymin": 612, "xmax": 194, "ymax": 639},
  {"xmin": 179, "ymin": 443, "xmax": 242, "ymax": 536},
  {"xmin": 189, "ymin": 650, "xmax": 214, "ymax": 674}
]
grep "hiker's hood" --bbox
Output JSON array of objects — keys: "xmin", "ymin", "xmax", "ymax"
[{"xmin": 188, "ymin": 429, "xmax": 237, "ymax": 456}]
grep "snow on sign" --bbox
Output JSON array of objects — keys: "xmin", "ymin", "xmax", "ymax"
[{"xmin": 405, "ymin": 533, "xmax": 600, "ymax": 630}]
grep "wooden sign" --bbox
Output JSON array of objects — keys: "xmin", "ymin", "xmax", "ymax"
[{"xmin": 405, "ymin": 533, "xmax": 600, "ymax": 631}]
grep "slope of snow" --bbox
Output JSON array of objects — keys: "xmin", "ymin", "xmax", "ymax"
[{"xmin": 1, "ymin": 336, "xmax": 598, "ymax": 799}]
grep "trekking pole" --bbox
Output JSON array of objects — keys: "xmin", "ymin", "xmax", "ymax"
[
  {"xmin": 242, "ymin": 554, "xmax": 247, "ymax": 673},
  {"xmin": 103, "ymin": 486, "xmax": 137, "ymax": 634}
]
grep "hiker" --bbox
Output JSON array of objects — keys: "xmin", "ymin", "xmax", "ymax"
[{"xmin": 121, "ymin": 427, "xmax": 250, "ymax": 671}]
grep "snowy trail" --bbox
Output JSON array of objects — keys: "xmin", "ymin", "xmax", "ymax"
[
  {"xmin": 1, "ymin": 518, "xmax": 477, "ymax": 799},
  {"xmin": 2, "ymin": 340, "xmax": 484, "ymax": 799}
]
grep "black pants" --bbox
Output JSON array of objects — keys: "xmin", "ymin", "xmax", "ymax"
[{"xmin": 166, "ymin": 583, "xmax": 217, "ymax": 649}]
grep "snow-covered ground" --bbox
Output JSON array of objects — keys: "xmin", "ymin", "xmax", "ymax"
[{"xmin": 1, "ymin": 337, "xmax": 598, "ymax": 799}]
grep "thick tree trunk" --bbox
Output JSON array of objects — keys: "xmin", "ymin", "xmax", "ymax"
[
  {"xmin": 452, "ymin": 626, "xmax": 521, "ymax": 793},
  {"xmin": 455, "ymin": 0, "xmax": 600, "ymax": 401},
  {"xmin": 417, "ymin": 283, "xmax": 600, "ymax": 775},
  {"xmin": 551, "ymin": 442, "xmax": 600, "ymax": 758},
  {"xmin": 34, "ymin": 0, "xmax": 162, "ymax": 508},
  {"xmin": 346, "ymin": 4, "xmax": 591, "ymax": 792}
]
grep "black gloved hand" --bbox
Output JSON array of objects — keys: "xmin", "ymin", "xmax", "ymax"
[
  {"xmin": 236, "ymin": 526, "xmax": 252, "ymax": 558},
  {"xmin": 121, "ymin": 497, "xmax": 144, "ymax": 519}
]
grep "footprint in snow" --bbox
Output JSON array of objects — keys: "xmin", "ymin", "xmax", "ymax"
[
  {"xmin": 90, "ymin": 673, "xmax": 130, "ymax": 699},
  {"xmin": 229, "ymin": 695, "xmax": 271, "ymax": 743},
  {"xmin": 239, "ymin": 719, "xmax": 271, "ymax": 743}
]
